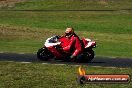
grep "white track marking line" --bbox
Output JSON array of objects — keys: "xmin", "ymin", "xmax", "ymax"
[{"xmin": 21, "ymin": 62, "xmax": 32, "ymax": 63}]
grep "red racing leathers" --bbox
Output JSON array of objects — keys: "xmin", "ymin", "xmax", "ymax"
[{"xmin": 60, "ymin": 34, "xmax": 82, "ymax": 58}]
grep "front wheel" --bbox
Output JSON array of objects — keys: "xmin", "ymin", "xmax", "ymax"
[{"xmin": 37, "ymin": 47, "xmax": 53, "ymax": 61}]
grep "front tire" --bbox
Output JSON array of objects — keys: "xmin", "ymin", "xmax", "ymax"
[{"xmin": 37, "ymin": 47, "xmax": 53, "ymax": 61}]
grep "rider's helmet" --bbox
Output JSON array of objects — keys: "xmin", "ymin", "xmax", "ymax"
[{"xmin": 65, "ymin": 27, "xmax": 74, "ymax": 38}]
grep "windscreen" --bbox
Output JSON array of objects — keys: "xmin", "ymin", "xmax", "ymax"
[{"xmin": 48, "ymin": 36, "xmax": 59, "ymax": 43}]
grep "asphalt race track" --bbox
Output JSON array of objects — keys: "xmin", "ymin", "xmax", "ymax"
[{"xmin": 0, "ymin": 53, "xmax": 132, "ymax": 68}]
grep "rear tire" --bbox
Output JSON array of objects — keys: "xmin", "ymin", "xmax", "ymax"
[
  {"xmin": 85, "ymin": 50, "xmax": 94, "ymax": 62},
  {"xmin": 37, "ymin": 47, "xmax": 53, "ymax": 61},
  {"xmin": 76, "ymin": 50, "xmax": 95, "ymax": 63}
]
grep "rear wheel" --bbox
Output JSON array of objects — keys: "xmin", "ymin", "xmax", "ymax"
[
  {"xmin": 37, "ymin": 47, "xmax": 53, "ymax": 61},
  {"xmin": 76, "ymin": 50, "xmax": 95, "ymax": 63},
  {"xmin": 84, "ymin": 50, "xmax": 94, "ymax": 62}
]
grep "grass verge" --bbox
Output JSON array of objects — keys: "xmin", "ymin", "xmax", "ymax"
[{"xmin": 0, "ymin": 61, "xmax": 131, "ymax": 88}]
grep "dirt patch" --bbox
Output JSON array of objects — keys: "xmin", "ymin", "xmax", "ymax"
[
  {"xmin": 0, "ymin": 25, "xmax": 63, "ymax": 40},
  {"xmin": 0, "ymin": 0, "xmax": 25, "ymax": 8}
]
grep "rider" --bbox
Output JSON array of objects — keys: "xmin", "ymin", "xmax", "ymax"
[{"xmin": 62, "ymin": 27, "xmax": 82, "ymax": 61}]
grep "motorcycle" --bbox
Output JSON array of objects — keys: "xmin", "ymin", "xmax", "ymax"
[{"xmin": 37, "ymin": 35, "xmax": 96, "ymax": 62}]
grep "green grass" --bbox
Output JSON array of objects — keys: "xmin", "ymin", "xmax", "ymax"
[
  {"xmin": 0, "ymin": 26, "xmax": 132, "ymax": 58},
  {"xmin": 0, "ymin": 61, "xmax": 131, "ymax": 88},
  {"xmin": 2, "ymin": 0, "xmax": 132, "ymax": 10},
  {"xmin": 0, "ymin": 2, "xmax": 132, "ymax": 58},
  {"xmin": 0, "ymin": 11, "xmax": 132, "ymax": 34},
  {"xmin": 0, "ymin": 40, "xmax": 39, "ymax": 53},
  {"xmin": 0, "ymin": 1, "xmax": 132, "ymax": 88}
]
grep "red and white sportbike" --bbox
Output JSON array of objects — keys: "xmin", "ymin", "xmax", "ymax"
[{"xmin": 37, "ymin": 35, "xmax": 96, "ymax": 62}]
